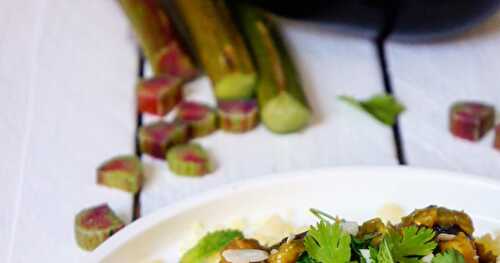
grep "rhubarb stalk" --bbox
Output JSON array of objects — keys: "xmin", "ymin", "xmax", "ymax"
[
  {"xmin": 119, "ymin": 0, "xmax": 197, "ymax": 79},
  {"xmin": 234, "ymin": 4, "xmax": 311, "ymax": 133},
  {"xmin": 174, "ymin": 0, "xmax": 256, "ymax": 100}
]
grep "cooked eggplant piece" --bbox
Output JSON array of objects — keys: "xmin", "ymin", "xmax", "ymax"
[
  {"xmin": 401, "ymin": 206, "xmax": 474, "ymax": 236},
  {"xmin": 439, "ymin": 232, "xmax": 479, "ymax": 263},
  {"xmin": 268, "ymin": 239, "xmax": 305, "ymax": 263},
  {"xmin": 357, "ymin": 218, "xmax": 387, "ymax": 246}
]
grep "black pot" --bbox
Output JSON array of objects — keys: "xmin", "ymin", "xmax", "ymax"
[{"xmin": 241, "ymin": 0, "xmax": 500, "ymax": 40}]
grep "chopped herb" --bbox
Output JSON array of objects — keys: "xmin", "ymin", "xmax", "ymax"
[
  {"xmin": 352, "ymin": 234, "xmax": 378, "ymax": 263},
  {"xmin": 370, "ymin": 246, "xmax": 379, "ymax": 263},
  {"xmin": 304, "ymin": 220, "xmax": 352, "ymax": 263},
  {"xmin": 310, "ymin": 208, "xmax": 336, "ymax": 221},
  {"xmin": 432, "ymin": 250, "xmax": 466, "ymax": 263},
  {"xmin": 339, "ymin": 94, "xmax": 405, "ymax": 126},
  {"xmin": 180, "ymin": 230, "xmax": 243, "ymax": 263},
  {"xmin": 385, "ymin": 226, "xmax": 437, "ymax": 263},
  {"xmin": 298, "ymin": 253, "xmax": 320, "ymax": 263},
  {"xmin": 377, "ymin": 240, "xmax": 395, "ymax": 263}
]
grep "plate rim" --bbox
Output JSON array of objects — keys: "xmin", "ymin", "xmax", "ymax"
[{"xmin": 87, "ymin": 166, "xmax": 500, "ymax": 261}]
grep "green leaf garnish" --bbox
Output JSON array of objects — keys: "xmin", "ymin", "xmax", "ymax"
[
  {"xmin": 352, "ymin": 234, "xmax": 379, "ymax": 263},
  {"xmin": 377, "ymin": 239, "xmax": 395, "ymax": 263},
  {"xmin": 432, "ymin": 250, "xmax": 466, "ymax": 263},
  {"xmin": 304, "ymin": 220, "xmax": 352, "ymax": 263},
  {"xmin": 370, "ymin": 246, "xmax": 380, "ymax": 263},
  {"xmin": 180, "ymin": 229, "xmax": 243, "ymax": 263},
  {"xmin": 339, "ymin": 94, "xmax": 405, "ymax": 126},
  {"xmin": 298, "ymin": 252, "xmax": 320, "ymax": 263},
  {"xmin": 310, "ymin": 208, "xmax": 336, "ymax": 221},
  {"xmin": 385, "ymin": 226, "xmax": 437, "ymax": 263}
]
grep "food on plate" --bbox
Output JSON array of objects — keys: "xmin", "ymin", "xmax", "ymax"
[
  {"xmin": 176, "ymin": 101, "xmax": 218, "ymax": 138},
  {"xmin": 400, "ymin": 206, "xmax": 474, "ymax": 235},
  {"xmin": 137, "ymin": 76, "xmax": 183, "ymax": 116},
  {"xmin": 252, "ymin": 215, "xmax": 299, "ymax": 247},
  {"xmin": 234, "ymin": 4, "xmax": 311, "ymax": 134},
  {"xmin": 449, "ymin": 102, "xmax": 495, "ymax": 141},
  {"xmin": 494, "ymin": 124, "xmax": 500, "ymax": 151},
  {"xmin": 269, "ymin": 239, "xmax": 305, "ymax": 262},
  {"xmin": 174, "ymin": 0, "xmax": 256, "ymax": 100},
  {"xmin": 339, "ymin": 94, "xmax": 405, "ymax": 126},
  {"xmin": 181, "ymin": 205, "xmax": 499, "ymax": 263},
  {"xmin": 166, "ymin": 143, "xmax": 214, "ymax": 176},
  {"xmin": 139, "ymin": 121, "xmax": 188, "ymax": 159},
  {"xmin": 180, "ymin": 230, "xmax": 243, "ymax": 263},
  {"xmin": 118, "ymin": 0, "xmax": 197, "ymax": 79},
  {"xmin": 74, "ymin": 204, "xmax": 125, "ymax": 251},
  {"xmin": 218, "ymin": 99, "xmax": 259, "ymax": 133},
  {"xmin": 477, "ymin": 234, "xmax": 500, "ymax": 262},
  {"xmin": 376, "ymin": 203, "xmax": 405, "ymax": 224},
  {"xmin": 96, "ymin": 155, "xmax": 143, "ymax": 193}
]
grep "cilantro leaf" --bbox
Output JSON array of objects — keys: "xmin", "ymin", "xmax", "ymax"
[
  {"xmin": 180, "ymin": 230, "xmax": 243, "ymax": 263},
  {"xmin": 339, "ymin": 94, "xmax": 405, "ymax": 126},
  {"xmin": 370, "ymin": 247, "xmax": 379, "ymax": 263},
  {"xmin": 298, "ymin": 253, "xmax": 320, "ymax": 263},
  {"xmin": 304, "ymin": 220, "xmax": 352, "ymax": 263},
  {"xmin": 385, "ymin": 226, "xmax": 437, "ymax": 263},
  {"xmin": 352, "ymin": 234, "xmax": 378, "ymax": 263},
  {"xmin": 310, "ymin": 208, "xmax": 336, "ymax": 221},
  {"xmin": 377, "ymin": 240, "xmax": 395, "ymax": 263},
  {"xmin": 432, "ymin": 250, "xmax": 466, "ymax": 263}
]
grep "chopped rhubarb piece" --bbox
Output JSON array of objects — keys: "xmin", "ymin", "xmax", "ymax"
[
  {"xmin": 74, "ymin": 204, "xmax": 125, "ymax": 251},
  {"xmin": 137, "ymin": 76, "xmax": 182, "ymax": 116},
  {"xmin": 166, "ymin": 143, "xmax": 214, "ymax": 176},
  {"xmin": 176, "ymin": 101, "xmax": 217, "ymax": 138},
  {"xmin": 495, "ymin": 124, "xmax": 500, "ymax": 151},
  {"xmin": 153, "ymin": 43, "xmax": 198, "ymax": 80},
  {"xmin": 139, "ymin": 121, "xmax": 188, "ymax": 159},
  {"xmin": 97, "ymin": 155, "xmax": 143, "ymax": 193},
  {"xmin": 450, "ymin": 102, "xmax": 495, "ymax": 141},
  {"xmin": 218, "ymin": 99, "xmax": 259, "ymax": 133}
]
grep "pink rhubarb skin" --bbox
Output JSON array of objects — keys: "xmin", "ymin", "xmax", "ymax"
[
  {"xmin": 137, "ymin": 76, "xmax": 182, "ymax": 116},
  {"xmin": 139, "ymin": 121, "xmax": 188, "ymax": 159},
  {"xmin": 178, "ymin": 101, "xmax": 210, "ymax": 121},
  {"xmin": 495, "ymin": 124, "xmax": 500, "ymax": 151},
  {"xmin": 74, "ymin": 204, "xmax": 125, "ymax": 251},
  {"xmin": 119, "ymin": 0, "xmax": 197, "ymax": 79},
  {"xmin": 219, "ymin": 100, "xmax": 257, "ymax": 113},
  {"xmin": 218, "ymin": 99, "xmax": 259, "ymax": 133},
  {"xmin": 449, "ymin": 102, "xmax": 495, "ymax": 141},
  {"xmin": 177, "ymin": 101, "xmax": 217, "ymax": 138}
]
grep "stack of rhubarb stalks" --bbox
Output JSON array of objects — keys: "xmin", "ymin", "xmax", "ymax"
[
  {"xmin": 74, "ymin": 0, "xmax": 313, "ymax": 251},
  {"xmin": 123, "ymin": 0, "xmax": 313, "ymax": 176}
]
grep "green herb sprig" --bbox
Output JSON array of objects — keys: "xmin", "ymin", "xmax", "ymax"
[
  {"xmin": 305, "ymin": 220, "xmax": 352, "ymax": 263},
  {"xmin": 339, "ymin": 94, "xmax": 405, "ymax": 126}
]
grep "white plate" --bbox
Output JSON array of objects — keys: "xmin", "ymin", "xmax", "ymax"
[{"xmin": 88, "ymin": 167, "xmax": 500, "ymax": 263}]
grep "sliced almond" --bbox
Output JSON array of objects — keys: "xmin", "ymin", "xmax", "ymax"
[
  {"xmin": 437, "ymin": 233, "xmax": 457, "ymax": 241},
  {"xmin": 222, "ymin": 249, "xmax": 269, "ymax": 263}
]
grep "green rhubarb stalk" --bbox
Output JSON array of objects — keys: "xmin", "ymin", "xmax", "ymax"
[
  {"xmin": 174, "ymin": 0, "xmax": 256, "ymax": 100},
  {"xmin": 234, "ymin": 4, "xmax": 311, "ymax": 133},
  {"xmin": 119, "ymin": 0, "xmax": 197, "ymax": 78}
]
